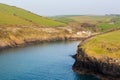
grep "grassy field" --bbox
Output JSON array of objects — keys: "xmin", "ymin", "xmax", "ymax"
[
  {"xmin": 80, "ymin": 30, "xmax": 120, "ymax": 58},
  {"xmin": 71, "ymin": 15, "xmax": 120, "ymax": 32},
  {"xmin": 0, "ymin": 3, "xmax": 66, "ymax": 27},
  {"xmin": 69, "ymin": 15, "xmax": 114, "ymax": 24},
  {"xmin": 97, "ymin": 17, "xmax": 120, "ymax": 32},
  {"xmin": 53, "ymin": 15, "xmax": 120, "ymax": 32}
]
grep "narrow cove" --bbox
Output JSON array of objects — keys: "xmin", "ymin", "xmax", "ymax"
[{"xmin": 0, "ymin": 41, "xmax": 99, "ymax": 80}]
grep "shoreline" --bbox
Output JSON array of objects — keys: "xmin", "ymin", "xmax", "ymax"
[
  {"xmin": 0, "ymin": 35, "xmax": 86, "ymax": 52},
  {"xmin": 73, "ymin": 41, "xmax": 120, "ymax": 80}
]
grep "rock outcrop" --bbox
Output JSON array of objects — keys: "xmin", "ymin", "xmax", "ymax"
[{"xmin": 73, "ymin": 46, "xmax": 120, "ymax": 80}]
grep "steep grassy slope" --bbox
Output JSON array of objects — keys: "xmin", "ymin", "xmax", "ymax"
[
  {"xmin": 0, "ymin": 12, "xmax": 33, "ymax": 25},
  {"xmin": 0, "ymin": 3, "xmax": 66, "ymax": 27},
  {"xmin": 0, "ymin": 3, "xmax": 81, "ymax": 49},
  {"xmin": 80, "ymin": 30, "xmax": 120, "ymax": 58}
]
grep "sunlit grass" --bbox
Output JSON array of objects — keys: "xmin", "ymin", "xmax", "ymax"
[
  {"xmin": 81, "ymin": 30, "xmax": 120, "ymax": 58},
  {"xmin": 0, "ymin": 3, "xmax": 66, "ymax": 27},
  {"xmin": 69, "ymin": 16, "xmax": 114, "ymax": 24}
]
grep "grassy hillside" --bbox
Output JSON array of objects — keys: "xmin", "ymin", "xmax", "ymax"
[
  {"xmin": 70, "ymin": 15, "xmax": 120, "ymax": 32},
  {"xmin": 0, "ymin": 3, "xmax": 77, "ymax": 48},
  {"xmin": 53, "ymin": 15, "xmax": 120, "ymax": 32},
  {"xmin": 80, "ymin": 30, "xmax": 120, "ymax": 58},
  {"xmin": 0, "ymin": 3, "xmax": 66, "ymax": 27},
  {"xmin": 97, "ymin": 17, "xmax": 120, "ymax": 31},
  {"xmin": 69, "ymin": 15, "xmax": 113, "ymax": 24}
]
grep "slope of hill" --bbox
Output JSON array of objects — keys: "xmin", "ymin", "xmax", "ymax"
[
  {"xmin": 53, "ymin": 15, "xmax": 120, "ymax": 32},
  {"xmin": 0, "ymin": 3, "xmax": 66, "ymax": 27},
  {"xmin": 71, "ymin": 15, "xmax": 120, "ymax": 32},
  {"xmin": 69, "ymin": 15, "xmax": 113, "ymax": 24},
  {"xmin": 0, "ymin": 3, "xmax": 92, "ymax": 50}
]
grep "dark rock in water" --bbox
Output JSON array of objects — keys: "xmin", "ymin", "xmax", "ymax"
[
  {"xmin": 73, "ymin": 47, "xmax": 120, "ymax": 80},
  {"xmin": 70, "ymin": 54, "xmax": 77, "ymax": 59}
]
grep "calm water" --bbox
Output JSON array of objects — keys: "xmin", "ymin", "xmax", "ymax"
[{"xmin": 0, "ymin": 41, "xmax": 99, "ymax": 80}]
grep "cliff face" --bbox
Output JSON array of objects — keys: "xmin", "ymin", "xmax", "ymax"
[
  {"xmin": 0, "ymin": 22, "xmax": 94, "ymax": 50},
  {"xmin": 73, "ymin": 47, "xmax": 120, "ymax": 80},
  {"xmin": 0, "ymin": 34, "xmax": 82, "ymax": 50}
]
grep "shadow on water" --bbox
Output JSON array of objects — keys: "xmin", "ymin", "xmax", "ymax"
[{"xmin": 74, "ymin": 73, "xmax": 100, "ymax": 80}]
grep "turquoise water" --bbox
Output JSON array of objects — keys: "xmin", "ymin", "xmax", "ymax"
[{"xmin": 0, "ymin": 41, "xmax": 99, "ymax": 80}]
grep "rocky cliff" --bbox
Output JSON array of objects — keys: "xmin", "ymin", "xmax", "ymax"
[{"xmin": 73, "ymin": 46, "xmax": 120, "ymax": 80}]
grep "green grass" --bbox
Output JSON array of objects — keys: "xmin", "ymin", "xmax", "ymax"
[
  {"xmin": 0, "ymin": 12, "xmax": 33, "ymax": 25},
  {"xmin": 62, "ymin": 15, "xmax": 120, "ymax": 32},
  {"xmin": 80, "ymin": 30, "xmax": 120, "ymax": 58},
  {"xmin": 0, "ymin": 3, "xmax": 66, "ymax": 27},
  {"xmin": 97, "ymin": 17, "xmax": 120, "ymax": 32},
  {"xmin": 97, "ymin": 23, "xmax": 117, "ymax": 31},
  {"xmin": 69, "ymin": 15, "xmax": 114, "ymax": 24},
  {"xmin": 52, "ymin": 15, "xmax": 120, "ymax": 32}
]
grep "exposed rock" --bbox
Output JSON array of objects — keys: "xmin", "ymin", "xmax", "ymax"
[{"xmin": 73, "ymin": 47, "xmax": 120, "ymax": 80}]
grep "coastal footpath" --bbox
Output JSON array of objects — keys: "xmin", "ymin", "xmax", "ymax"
[{"xmin": 73, "ymin": 30, "xmax": 120, "ymax": 80}]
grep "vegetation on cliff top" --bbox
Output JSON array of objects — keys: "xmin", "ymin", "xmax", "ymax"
[
  {"xmin": 0, "ymin": 3, "xmax": 66, "ymax": 27},
  {"xmin": 80, "ymin": 30, "xmax": 120, "ymax": 59}
]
